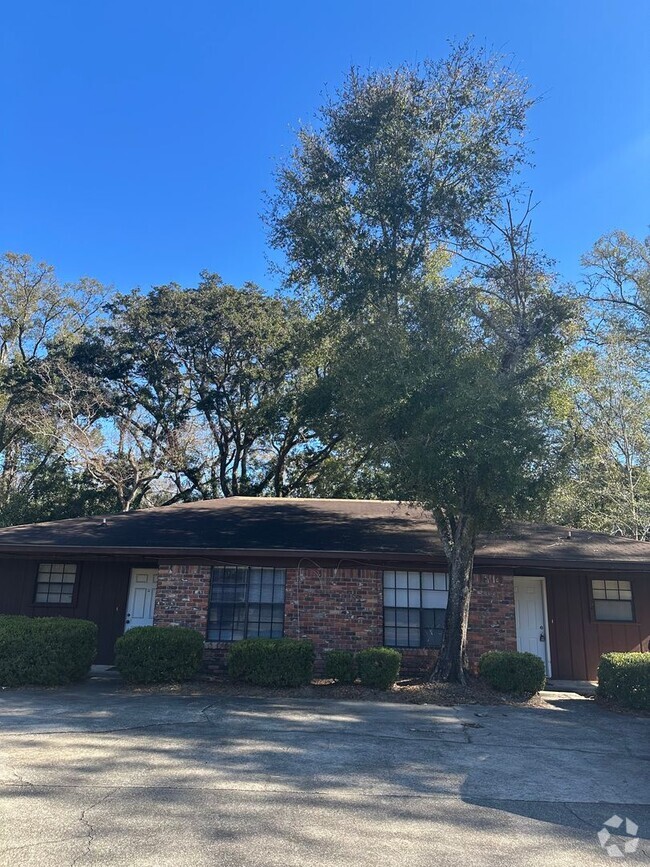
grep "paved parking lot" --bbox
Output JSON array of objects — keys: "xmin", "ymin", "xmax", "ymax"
[{"xmin": 0, "ymin": 676, "xmax": 648, "ymax": 866}]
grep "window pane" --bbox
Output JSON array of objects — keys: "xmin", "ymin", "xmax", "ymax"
[
  {"xmin": 605, "ymin": 580, "xmax": 618, "ymax": 591},
  {"xmin": 395, "ymin": 589, "xmax": 408, "ymax": 607},
  {"xmin": 383, "ymin": 571, "xmax": 395, "ymax": 588},
  {"xmin": 408, "ymin": 609, "xmax": 420, "ymax": 628},
  {"xmin": 408, "ymin": 589, "xmax": 420, "ymax": 607},
  {"xmin": 408, "ymin": 629, "xmax": 420, "ymax": 648},
  {"xmin": 422, "ymin": 628, "xmax": 444, "ymax": 648},
  {"xmin": 592, "ymin": 579, "xmax": 605, "ymax": 590},
  {"xmin": 395, "ymin": 608, "xmax": 409, "ymax": 627},
  {"xmin": 592, "ymin": 587, "xmax": 606, "ymax": 600},
  {"xmin": 422, "ymin": 590, "xmax": 449, "ymax": 609},
  {"xmin": 619, "ymin": 589, "xmax": 632, "ymax": 600},
  {"xmin": 35, "ymin": 563, "xmax": 76, "ymax": 604},
  {"xmin": 407, "ymin": 572, "xmax": 420, "ymax": 589},
  {"xmin": 434, "ymin": 573, "xmax": 448, "ymax": 591},
  {"xmin": 395, "ymin": 628, "xmax": 409, "ymax": 646},
  {"xmin": 384, "ymin": 609, "xmax": 396, "ymax": 627},
  {"xmin": 618, "ymin": 580, "xmax": 631, "ymax": 592},
  {"xmin": 384, "ymin": 588, "xmax": 396, "ymax": 606},
  {"xmin": 421, "ymin": 572, "xmax": 434, "ymax": 589},
  {"xmin": 594, "ymin": 600, "xmax": 633, "ymax": 622},
  {"xmin": 384, "ymin": 628, "xmax": 397, "ymax": 646},
  {"xmin": 395, "ymin": 571, "xmax": 408, "ymax": 588}
]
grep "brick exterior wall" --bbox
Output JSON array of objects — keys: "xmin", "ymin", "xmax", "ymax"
[
  {"xmin": 152, "ymin": 562, "xmax": 517, "ymax": 677},
  {"xmin": 283, "ymin": 566, "xmax": 383, "ymax": 672},
  {"xmin": 154, "ymin": 563, "xmax": 211, "ymax": 632},
  {"xmin": 466, "ymin": 573, "xmax": 517, "ymax": 666}
]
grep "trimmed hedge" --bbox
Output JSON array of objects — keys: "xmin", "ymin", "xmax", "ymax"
[
  {"xmin": 114, "ymin": 626, "xmax": 204, "ymax": 684},
  {"xmin": 597, "ymin": 652, "xmax": 650, "ymax": 710},
  {"xmin": 0, "ymin": 615, "xmax": 97, "ymax": 686},
  {"xmin": 228, "ymin": 638, "xmax": 315, "ymax": 687},
  {"xmin": 356, "ymin": 647, "xmax": 401, "ymax": 690},
  {"xmin": 325, "ymin": 649, "xmax": 357, "ymax": 684},
  {"xmin": 478, "ymin": 650, "xmax": 546, "ymax": 694}
]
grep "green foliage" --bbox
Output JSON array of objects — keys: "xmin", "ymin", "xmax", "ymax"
[
  {"xmin": 227, "ymin": 638, "xmax": 315, "ymax": 687},
  {"xmin": 114, "ymin": 626, "xmax": 204, "ymax": 684},
  {"xmin": 324, "ymin": 649, "xmax": 357, "ymax": 683},
  {"xmin": 478, "ymin": 651, "xmax": 546, "ymax": 694},
  {"xmin": 268, "ymin": 43, "xmax": 532, "ymax": 313},
  {"xmin": 267, "ymin": 46, "xmax": 573, "ymax": 684},
  {"xmin": 597, "ymin": 652, "xmax": 650, "ymax": 710},
  {"xmin": 356, "ymin": 647, "xmax": 401, "ymax": 689},
  {"xmin": 0, "ymin": 615, "xmax": 97, "ymax": 686}
]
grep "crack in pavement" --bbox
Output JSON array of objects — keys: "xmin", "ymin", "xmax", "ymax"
[
  {"xmin": 7, "ymin": 721, "xmax": 647, "ymax": 760},
  {"xmin": 11, "ymin": 768, "xmax": 35, "ymax": 787},
  {"xmin": 70, "ymin": 789, "xmax": 113, "ymax": 867}
]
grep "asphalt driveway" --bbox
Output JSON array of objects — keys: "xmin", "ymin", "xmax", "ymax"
[{"xmin": 0, "ymin": 676, "xmax": 648, "ymax": 866}]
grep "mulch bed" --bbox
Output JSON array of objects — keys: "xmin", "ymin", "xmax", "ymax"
[{"xmin": 124, "ymin": 674, "xmax": 549, "ymax": 707}]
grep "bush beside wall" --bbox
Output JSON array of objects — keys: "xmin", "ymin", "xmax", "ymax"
[
  {"xmin": 597, "ymin": 652, "xmax": 650, "ymax": 710},
  {"xmin": 356, "ymin": 647, "xmax": 401, "ymax": 689},
  {"xmin": 478, "ymin": 650, "xmax": 546, "ymax": 694},
  {"xmin": 115, "ymin": 626, "xmax": 204, "ymax": 684},
  {"xmin": 0, "ymin": 615, "xmax": 97, "ymax": 687},
  {"xmin": 228, "ymin": 638, "xmax": 315, "ymax": 687},
  {"xmin": 324, "ymin": 649, "xmax": 357, "ymax": 683}
]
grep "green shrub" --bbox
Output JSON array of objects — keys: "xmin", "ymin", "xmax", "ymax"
[
  {"xmin": 114, "ymin": 626, "xmax": 204, "ymax": 684},
  {"xmin": 478, "ymin": 650, "xmax": 546, "ymax": 694},
  {"xmin": 325, "ymin": 649, "xmax": 357, "ymax": 684},
  {"xmin": 597, "ymin": 652, "xmax": 650, "ymax": 710},
  {"xmin": 0, "ymin": 615, "xmax": 97, "ymax": 687},
  {"xmin": 356, "ymin": 647, "xmax": 401, "ymax": 690},
  {"xmin": 228, "ymin": 638, "xmax": 314, "ymax": 687}
]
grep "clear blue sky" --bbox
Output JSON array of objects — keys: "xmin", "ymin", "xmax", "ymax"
[{"xmin": 1, "ymin": 1, "xmax": 648, "ymax": 292}]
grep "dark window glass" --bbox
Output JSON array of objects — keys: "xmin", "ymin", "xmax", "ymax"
[
  {"xmin": 207, "ymin": 566, "xmax": 285, "ymax": 641},
  {"xmin": 592, "ymin": 579, "xmax": 634, "ymax": 622},
  {"xmin": 383, "ymin": 570, "xmax": 448, "ymax": 648},
  {"xmin": 34, "ymin": 563, "xmax": 77, "ymax": 604}
]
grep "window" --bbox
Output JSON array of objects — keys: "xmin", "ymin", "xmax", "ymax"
[
  {"xmin": 592, "ymin": 579, "xmax": 634, "ymax": 622},
  {"xmin": 34, "ymin": 563, "xmax": 77, "ymax": 604},
  {"xmin": 383, "ymin": 570, "xmax": 448, "ymax": 648},
  {"xmin": 207, "ymin": 566, "xmax": 285, "ymax": 641}
]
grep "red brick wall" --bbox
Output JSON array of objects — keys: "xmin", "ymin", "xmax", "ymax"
[
  {"xmin": 153, "ymin": 563, "xmax": 211, "ymax": 632},
  {"xmin": 467, "ymin": 573, "xmax": 517, "ymax": 667},
  {"xmin": 152, "ymin": 562, "xmax": 517, "ymax": 676},
  {"xmin": 283, "ymin": 566, "xmax": 383, "ymax": 671}
]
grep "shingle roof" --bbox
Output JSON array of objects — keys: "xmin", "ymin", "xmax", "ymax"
[{"xmin": 0, "ymin": 496, "xmax": 647, "ymax": 569}]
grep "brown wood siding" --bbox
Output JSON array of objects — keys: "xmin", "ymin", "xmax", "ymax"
[
  {"xmin": 0, "ymin": 558, "xmax": 132, "ymax": 664},
  {"xmin": 545, "ymin": 570, "xmax": 650, "ymax": 679}
]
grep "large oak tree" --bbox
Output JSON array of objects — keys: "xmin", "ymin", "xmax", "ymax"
[{"xmin": 268, "ymin": 45, "xmax": 572, "ymax": 682}]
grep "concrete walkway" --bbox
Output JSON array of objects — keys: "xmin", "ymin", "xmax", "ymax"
[{"xmin": 0, "ymin": 677, "xmax": 648, "ymax": 866}]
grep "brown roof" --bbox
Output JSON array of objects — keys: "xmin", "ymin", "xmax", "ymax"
[{"xmin": 0, "ymin": 497, "xmax": 647, "ymax": 570}]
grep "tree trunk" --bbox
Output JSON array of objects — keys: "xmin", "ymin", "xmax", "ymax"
[{"xmin": 431, "ymin": 514, "xmax": 476, "ymax": 684}]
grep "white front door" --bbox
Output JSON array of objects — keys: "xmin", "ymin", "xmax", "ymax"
[
  {"xmin": 124, "ymin": 569, "xmax": 158, "ymax": 631},
  {"xmin": 514, "ymin": 576, "xmax": 551, "ymax": 675}
]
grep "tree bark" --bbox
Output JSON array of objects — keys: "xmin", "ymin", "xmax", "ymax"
[{"xmin": 431, "ymin": 512, "xmax": 477, "ymax": 684}]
